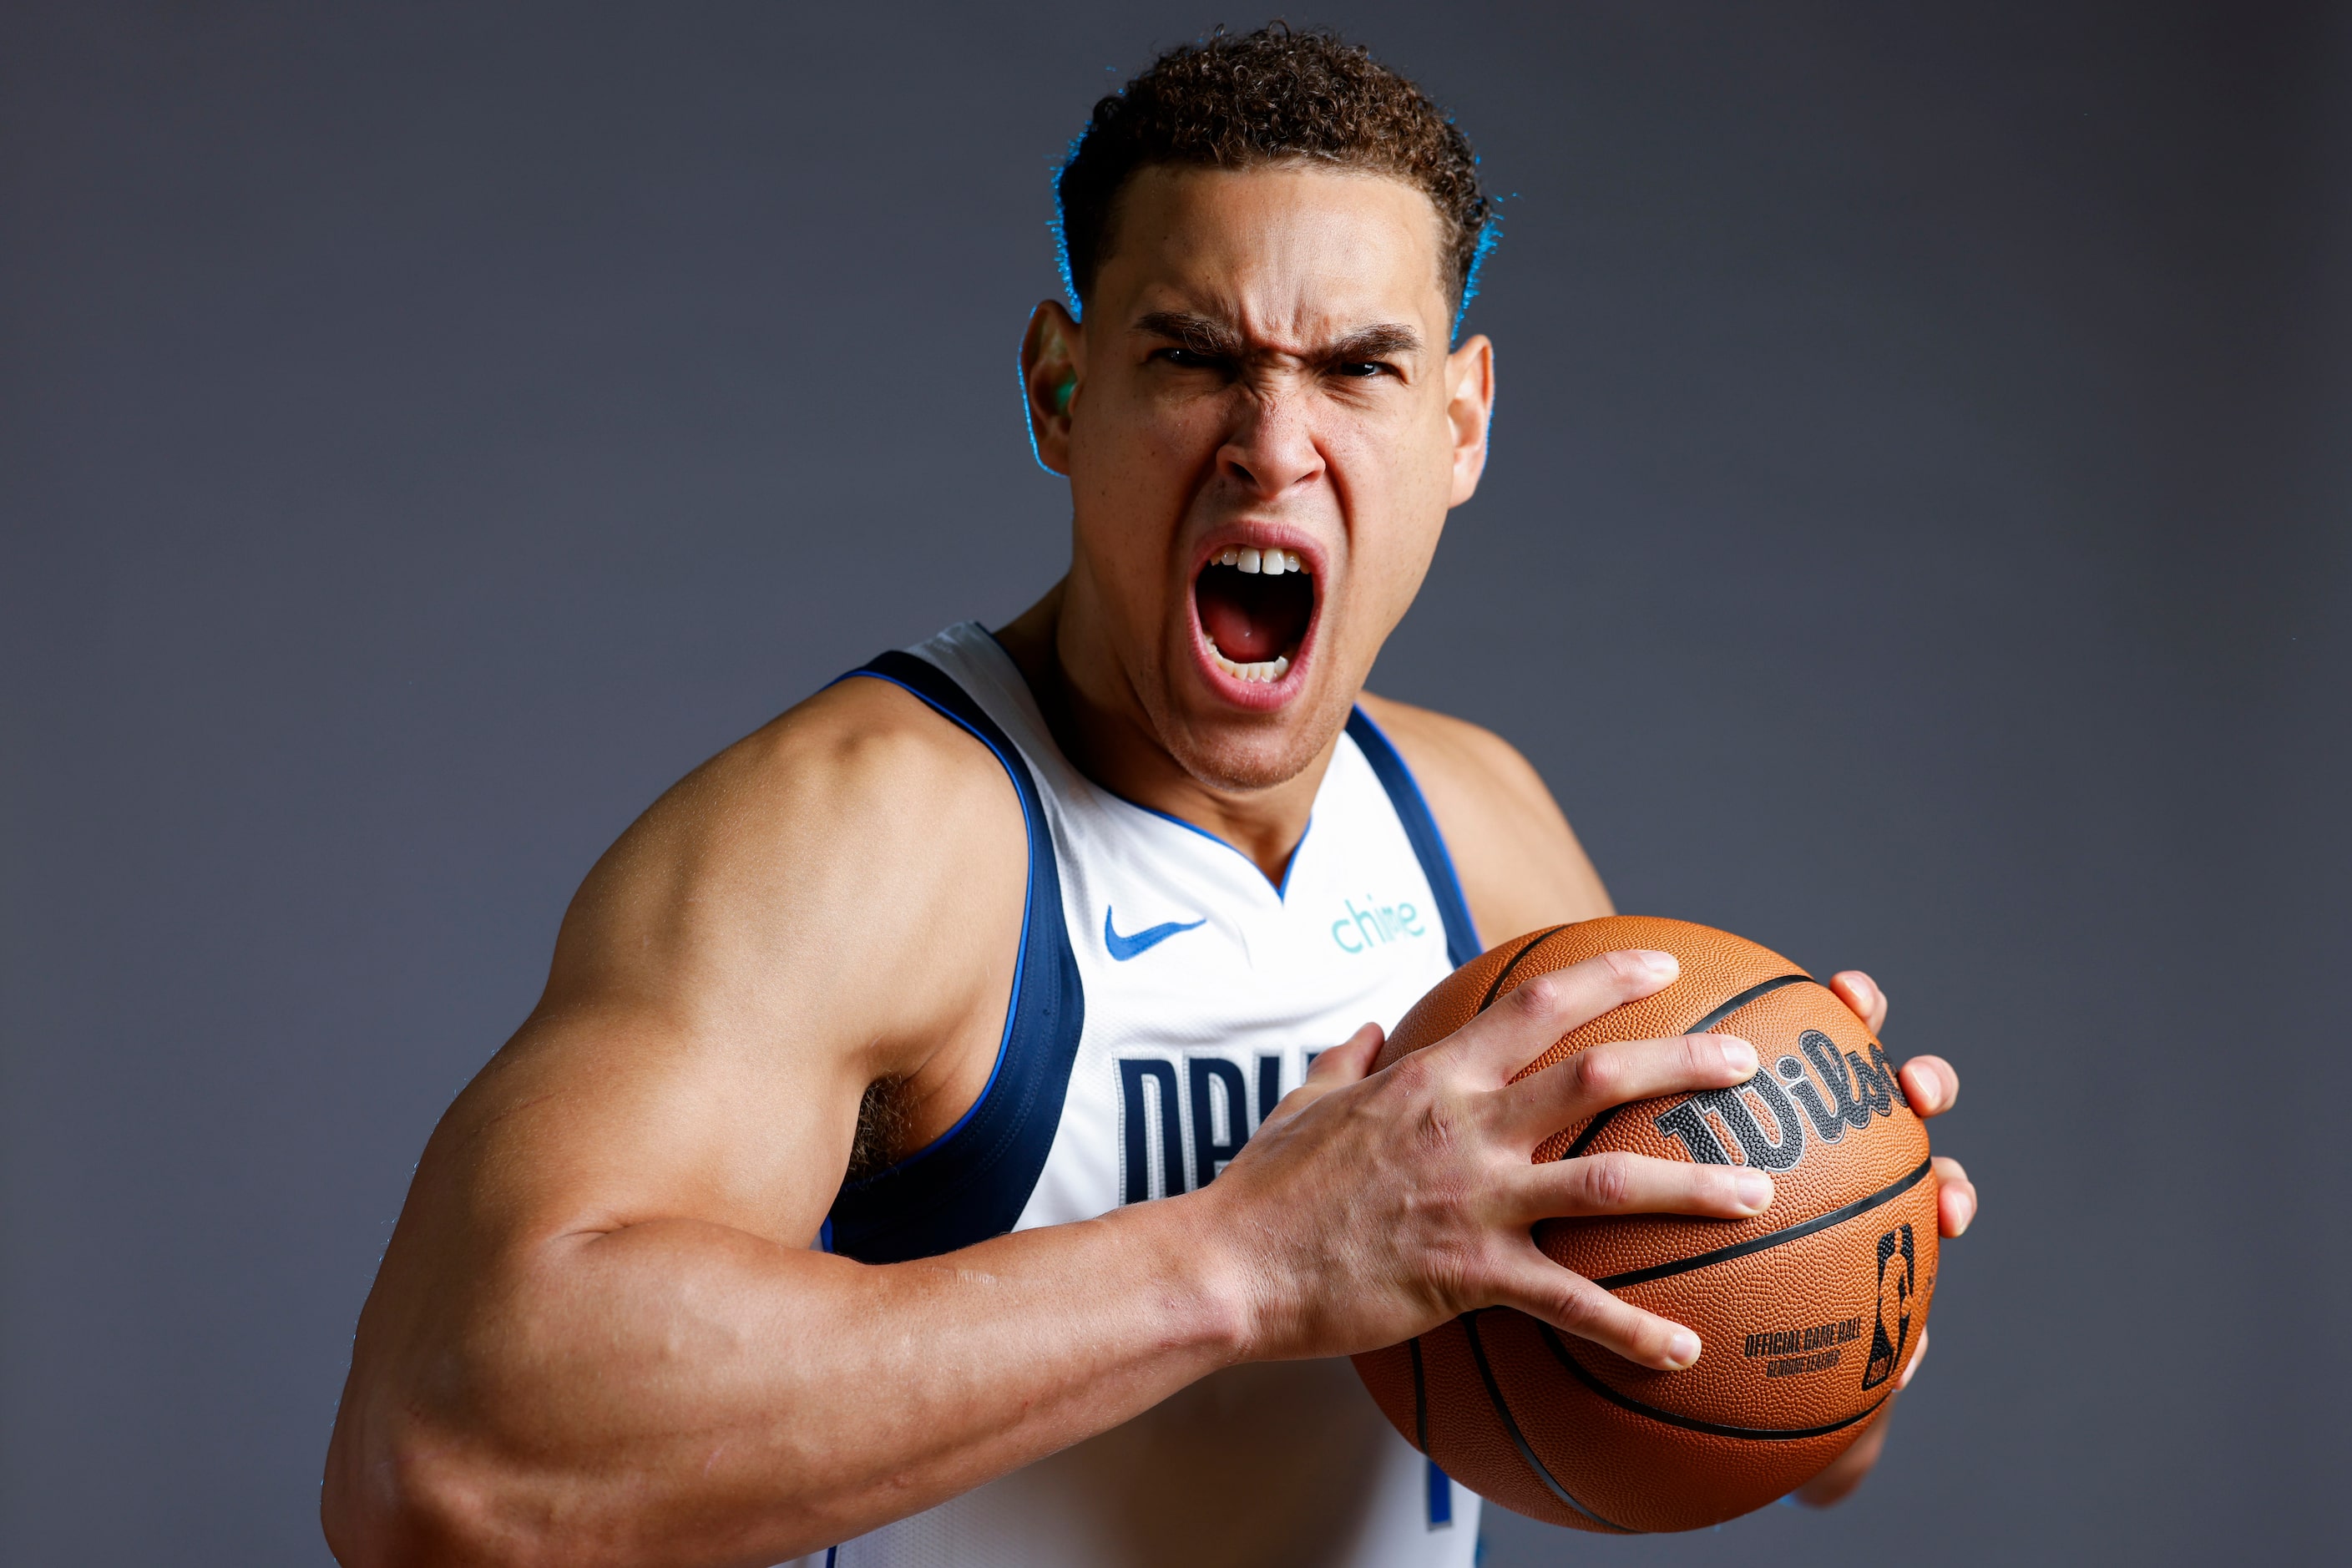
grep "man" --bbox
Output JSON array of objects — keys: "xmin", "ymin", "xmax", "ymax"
[{"xmin": 322, "ymin": 27, "xmax": 1975, "ymax": 1567}]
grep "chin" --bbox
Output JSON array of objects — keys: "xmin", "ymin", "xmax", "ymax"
[{"xmin": 1163, "ymin": 702, "xmax": 1348, "ymax": 793}]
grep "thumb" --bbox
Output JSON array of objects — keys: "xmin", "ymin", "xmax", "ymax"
[{"xmin": 1260, "ymin": 1022, "xmax": 1384, "ymax": 1129}]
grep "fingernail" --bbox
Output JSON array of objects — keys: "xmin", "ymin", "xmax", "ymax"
[
  {"xmin": 1734, "ymin": 1170, "xmax": 1774, "ymax": 1210},
  {"xmin": 1950, "ymin": 1192, "xmax": 1975, "ymax": 1236},
  {"xmin": 1717, "ymin": 1036, "xmax": 1758, "ymax": 1075},
  {"xmin": 1633, "ymin": 949, "xmax": 1677, "ymax": 979},
  {"xmin": 1667, "ymin": 1330, "xmax": 1702, "ymax": 1368}
]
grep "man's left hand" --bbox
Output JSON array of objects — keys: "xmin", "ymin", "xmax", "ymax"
[{"xmin": 1792, "ymin": 969, "xmax": 1975, "ymax": 1507}]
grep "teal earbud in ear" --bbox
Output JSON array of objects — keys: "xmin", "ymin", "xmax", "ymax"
[{"xmin": 1051, "ymin": 376, "xmax": 1076, "ymax": 415}]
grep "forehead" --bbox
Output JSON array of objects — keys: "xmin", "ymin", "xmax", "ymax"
[{"xmin": 1095, "ymin": 164, "xmax": 1451, "ymax": 339}]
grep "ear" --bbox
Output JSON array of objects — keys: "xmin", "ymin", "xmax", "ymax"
[
  {"xmin": 1021, "ymin": 301, "xmax": 1085, "ymax": 475},
  {"xmin": 1444, "ymin": 333, "xmax": 1495, "ymax": 507}
]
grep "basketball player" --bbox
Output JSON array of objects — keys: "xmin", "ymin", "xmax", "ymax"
[{"xmin": 322, "ymin": 28, "xmax": 1975, "ymax": 1567}]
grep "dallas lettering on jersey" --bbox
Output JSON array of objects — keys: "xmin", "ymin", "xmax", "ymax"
[
  {"xmin": 1651, "ymin": 1029, "xmax": 1909, "ymax": 1172},
  {"xmin": 1118, "ymin": 1050, "xmax": 1312, "ymax": 1201}
]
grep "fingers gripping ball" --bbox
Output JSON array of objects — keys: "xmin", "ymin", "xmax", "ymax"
[{"xmin": 1352, "ymin": 916, "xmax": 1939, "ymax": 1534}]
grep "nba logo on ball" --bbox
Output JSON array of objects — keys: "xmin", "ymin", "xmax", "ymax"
[{"xmin": 1862, "ymin": 1224, "xmax": 1917, "ymax": 1390}]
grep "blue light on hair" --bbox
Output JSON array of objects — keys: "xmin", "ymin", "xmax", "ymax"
[
  {"xmin": 1453, "ymin": 186, "xmax": 1506, "ymax": 344},
  {"xmin": 1053, "ymin": 135, "xmax": 1086, "ymax": 320}
]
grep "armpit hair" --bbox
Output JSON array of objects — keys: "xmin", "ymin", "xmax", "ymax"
[{"xmin": 846, "ymin": 1075, "xmax": 913, "ymax": 1185}]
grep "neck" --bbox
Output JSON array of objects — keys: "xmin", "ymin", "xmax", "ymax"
[{"xmin": 994, "ymin": 581, "xmax": 1335, "ymax": 886}]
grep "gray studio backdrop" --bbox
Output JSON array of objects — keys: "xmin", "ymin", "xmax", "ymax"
[{"xmin": 5, "ymin": 3, "xmax": 2348, "ymax": 1563}]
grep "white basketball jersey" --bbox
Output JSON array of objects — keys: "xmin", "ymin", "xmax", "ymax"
[{"xmin": 794, "ymin": 622, "xmax": 1485, "ymax": 1568}]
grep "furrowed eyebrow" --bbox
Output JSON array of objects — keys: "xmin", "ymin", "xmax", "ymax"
[
  {"xmin": 1323, "ymin": 324, "xmax": 1422, "ymax": 364},
  {"xmin": 1131, "ymin": 311, "xmax": 1423, "ymax": 367},
  {"xmin": 1134, "ymin": 311, "xmax": 1245, "ymax": 358}
]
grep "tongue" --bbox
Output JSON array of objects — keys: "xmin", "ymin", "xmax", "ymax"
[{"xmin": 1196, "ymin": 567, "xmax": 1311, "ymax": 663}]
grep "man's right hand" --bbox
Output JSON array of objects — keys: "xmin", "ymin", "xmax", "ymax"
[{"xmin": 1197, "ymin": 947, "xmax": 1770, "ymax": 1372}]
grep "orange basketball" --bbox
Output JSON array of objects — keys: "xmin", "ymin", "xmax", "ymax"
[{"xmin": 1352, "ymin": 916, "xmax": 1938, "ymax": 1534}]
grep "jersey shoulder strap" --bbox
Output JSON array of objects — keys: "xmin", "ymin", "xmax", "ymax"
[
  {"xmin": 1343, "ymin": 707, "xmax": 1482, "ymax": 968},
  {"xmin": 822, "ymin": 649, "xmax": 1085, "ymax": 1263}
]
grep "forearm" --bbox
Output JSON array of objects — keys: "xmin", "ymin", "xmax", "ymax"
[{"xmin": 324, "ymin": 1196, "xmax": 1248, "ymax": 1567}]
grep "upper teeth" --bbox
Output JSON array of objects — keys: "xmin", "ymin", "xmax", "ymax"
[
  {"xmin": 1206, "ymin": 640, "xmax": 1292, "ymax": 683},
  {"xmin": 1217, "ymin": 547, "xmax": 1306, "ymax": 575}
]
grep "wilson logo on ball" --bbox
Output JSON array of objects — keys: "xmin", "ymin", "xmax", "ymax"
[{"xmin": 1650, "ymin": 1030, "xmax": 1909, "ymax": 1173}]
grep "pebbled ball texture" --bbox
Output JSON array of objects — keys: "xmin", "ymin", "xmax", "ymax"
[{"xmin": 1350, "ymin": 916, "xmax": 1938, "ymax": 1534}]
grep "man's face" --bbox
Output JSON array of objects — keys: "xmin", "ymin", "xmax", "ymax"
[{"xmin": 1026, "ymin": 164, "xmax": 1494, "ymax": 792}]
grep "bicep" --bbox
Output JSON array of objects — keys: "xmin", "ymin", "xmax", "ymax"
[
  {"xmin": 432, "ymin": 995, "xmax": 862, "ymax": 1257},
  {"xmin": 404, "ymin": 685, "xmax": 1029, "ymax": 1274}
]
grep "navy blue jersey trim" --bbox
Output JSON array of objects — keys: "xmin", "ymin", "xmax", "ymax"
[
  {"xmin": 822, "ymin": 650, "xmax": 1086, "ymax": 1264},
  {"xmin": 1344, "ymin": 709, "xmax": 1482, "ymax": 968}
]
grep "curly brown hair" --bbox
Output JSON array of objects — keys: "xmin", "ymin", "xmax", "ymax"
[{"xmin": 1055, "ymin": 23, "xmax": 1495, "ymax": 321}]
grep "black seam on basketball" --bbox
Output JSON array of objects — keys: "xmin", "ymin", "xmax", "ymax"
[
  {"xmin": 1461, "ymin": 1312, "xmax": 1639, "ymax": 1534},
  {"xmin": 1559, "ymin": 1106, "xmax": 1621, "ymax": 1161},
  {"xmin": 1591, "ymin": 1156, "xmax": 1935, "ymax": 1291},
  {"xmin": 1475, "ymin": 926, "xmax": 1570, "ymax": 1014},
  {"xmin": 1535, "ymin": 1323, "xmax": 1892, "ymax": 1441},
  {"xmin": 1409, "ymin": 1337, "xmax": 1429, "ymax": 1455},
  {"xmin": 1682, "ymin": 974, "xmax": 1815, "ymax": 1034},
  {"xmin": 1551, "ymin": 974, "xmax": 1813, "ymax": 1162}
]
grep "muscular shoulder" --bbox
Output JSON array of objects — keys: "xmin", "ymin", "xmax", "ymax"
[
  {"xmin": 1355, "ymin": 692, "xmax": 1612, "ymax": 946},
  {"xmin": 548, "ymin": 672, "xmax": 1029, "ymax": 1082}
]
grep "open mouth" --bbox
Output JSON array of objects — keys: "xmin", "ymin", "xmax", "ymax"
[{"xmin": 1192, "ymin": 544, "xmax": 1316, "ymax": 686}]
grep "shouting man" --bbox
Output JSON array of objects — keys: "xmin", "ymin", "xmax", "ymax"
[{"xmin": 323, "ymin": 26, "xmax": 1976, "ymax": 1568}]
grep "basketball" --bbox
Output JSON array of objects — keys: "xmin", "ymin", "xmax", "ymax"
[{"xmin": 1352, "ymin": 916, "xmax": 1938, "ymax": 1534}]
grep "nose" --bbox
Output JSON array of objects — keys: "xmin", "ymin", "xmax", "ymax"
[{"xmin": 1216, "ymin": 385, "xmax": 1324, "ymax": 501}]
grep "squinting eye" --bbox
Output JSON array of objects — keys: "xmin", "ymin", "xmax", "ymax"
[
  {"xmin": 1335, "ymin": 362, "xmax": 1388, "ymax": 379},
  {"xmin": 1158, "ymin": 348, "xmax": 1221, "ymax": 369}
]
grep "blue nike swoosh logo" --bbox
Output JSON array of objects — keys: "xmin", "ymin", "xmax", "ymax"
[{"xmin": 1103, "ymin": 906, "xmax": 1208, "ymax": 961}]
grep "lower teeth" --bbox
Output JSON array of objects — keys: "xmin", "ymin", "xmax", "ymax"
[{"xmin": 1207, "ymin": 640, "xmax": 1292, "ymax": 683}]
